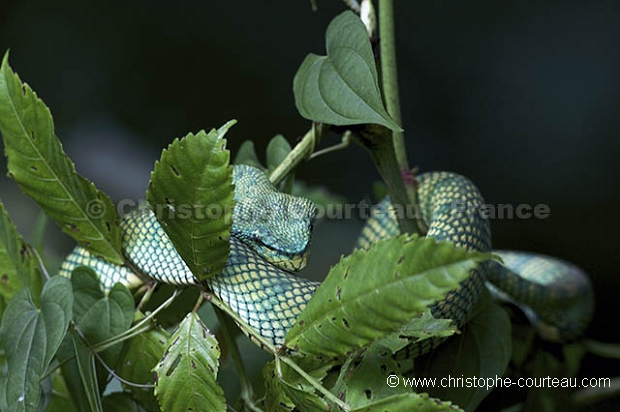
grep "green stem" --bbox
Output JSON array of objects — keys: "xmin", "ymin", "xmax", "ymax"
[
  {"xmin": 92, "ymin": 289, "xmax": 180, "ymax": 352},
  {"xmin": 213, "ymin": 307, "xmax": 263, "ymax": 412},
  {"xmin": 269, "ymin": 122, "xmax": 325, "ymax": 186},
  {"xmin": 377, "ymin": 0, "xmax": 428, "ymax": 235},
  {"xmin": 379, "ymin": 0, "xmax": 405, "ymax": 168}
]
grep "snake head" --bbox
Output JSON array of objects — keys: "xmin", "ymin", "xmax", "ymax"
[{"xmin": 232, "ymin": 166, "xmax": 317, "ymax": 272}]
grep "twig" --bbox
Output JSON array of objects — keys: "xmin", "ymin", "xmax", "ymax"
[{"xmin": 269, "ymin": 122, "xmax": 325, "ymax": 186}]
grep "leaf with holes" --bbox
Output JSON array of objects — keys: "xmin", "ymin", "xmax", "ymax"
[
  {"xmin": 293, "ymin": 11, "xmax": 401, "ymax": 131},
  {"xmin": 0, "ymin": 53, "xmax": 123, "ymax": 264},
  {"xmin": 278, "ymin": 357, "xmax": 338, "ymax": 412},
  {"xmin": 261, "ymin": 361, "xmax": 296, "ymax": 412},
  {"xmin": 285, "ymin": 235, "xmax": 492, "ymax": 358},
  {"xmin": 350, "ymin": 393, "xmax": 463, "ymax": 412},
  {"xmin": 375, "ymin": 310, "xmax": 459, "ymax": 355},
  {"xmin": 0, "ymin": 200, "xmax": 41, "ymax": 300},
  {"xmin": 71, "ymin": 267, "xmax": 134, "ymax": 367},
  {"xmin": 153, "ymin": 312, "xmax": 226, "ymax": 412},
  {"xmin": 0, "ymin": 275, "xmax": 72, "ymax": 412},
  {"xmin": 414, "ymin": 291, "xmax": 511, "ymax": 411},
  {"xmin": 338, "ymin": 344, "xmax": 411, "ymax": 409},
  {"xmin": 147, "ymin": 123, "xmax": 235, "ymax": 281}
]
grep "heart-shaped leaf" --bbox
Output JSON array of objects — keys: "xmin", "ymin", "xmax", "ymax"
[
  {"xmin": 0, "ymin": 275, "xmax": 73, "ymax": 412},
  {"xmin": 71, "ymin": 267, "xmax": 135, "ymax": 367},
  {"xmin": 294, "ymin": 11, "xmax": 401, "ymax": 131}
]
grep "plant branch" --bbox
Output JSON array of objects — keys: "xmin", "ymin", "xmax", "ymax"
[
  {"xmin": 379, "ymin": 0, "xmax": 404, "ymax": 168},
  {"xmin": 376, "ymin": 0, "xmax": 428, "ymax": 235},
  {"xmin": 92, "ymin": 288, "xmax": 180, "ymax": 352},
  {"xmin": 269, "ymin": 122, "xmax": 325, "ymax": 186}
]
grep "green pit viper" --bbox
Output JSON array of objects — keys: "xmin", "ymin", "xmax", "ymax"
[{"xmin": 59, "ymin": 165, "xmax": 594, "ymax": 351}]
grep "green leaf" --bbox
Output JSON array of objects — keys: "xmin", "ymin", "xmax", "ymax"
[
  {"xmin": 293, "ymin": 11, "xmax": 401, "ymax": 131},
  {"xmin": 0, "ymin": 53, "xmax": 123, "ymax": 264},
  {"xmin": 233, "ymin": 140, "xmax": 264, "ymax": 170},
  {"xmin": 266, "ymin": 134, "xmax": 292, "ymax": 171},
  {"xmin": 147, "ymin": 123, "xmax": 235, "ymax": 281},
  {"xmin": 102, "ymin": 392, "xmax": 140, "ymax": 412},
  {"xmin": 117, "ymin": 311, "xmax": 169, "ymax": 411},
  {"xmin": 55, "ymin": 334, "xmax": 92, "ymax": 412},
  {"xmin": 291, "ymin": 180, "xmax": 347, "ymax": 209},
  {"xmin": 0, "ymin": 200, "xmax": 41, "ymax": 300},
  {"xmin": 261, "ymin": 361, "xmax": 296, "ymax": 412},
  {"xmin": 341, "ymin": 345, "xmax": 411, "ymax": 409},
  {"xmin": 46, "ymin": 370, "xmax": 78, "ymax": 412},
  {"xmin": 375, "ymin": 311, "xmax": 459, "ymax": 355},
  {"xmin": 285, "ymin": 235, "xmax": 491, "ymax": 358},
  {"xmin": 29, "ymin": 211, "xmax": 48, "ymax": 256},
  {"xmin": 72, "ymin": 329, "xmax": 103, "ymax": 412},
  {"xmin": 71, "ymin": 267, "xmax": 135, "ymax": 367},
  {"xmin": 0, "ymin": 275, "xmax": 73, "ymax": 412},
  {"xmin": 415, "ymin": 292, "xmax": 511, "ymax": 411},
  {"xmin": 153, "ymin": 312, "xmax": 226, "ymax": 412},
  {"xmin": 278, "ymin": 358, "xmax": 335, "ymax": 412},
  {"xmin": 349, "ymin": 393, "xmax": 462, "ymax": 412}
]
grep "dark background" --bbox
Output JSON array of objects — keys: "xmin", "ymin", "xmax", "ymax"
[{"xmin": 0, "ymin": 0, "xmax": 618, "ymax": 408}]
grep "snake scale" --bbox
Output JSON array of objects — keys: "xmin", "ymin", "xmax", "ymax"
[{"xmin": 60, "ymin": 165, "xmax": 594, "ymax": 350}]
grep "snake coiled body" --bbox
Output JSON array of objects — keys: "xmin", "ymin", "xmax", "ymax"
[{"xmin": 60, "ymin": 165, "xmax": 594, "ymax": 349}]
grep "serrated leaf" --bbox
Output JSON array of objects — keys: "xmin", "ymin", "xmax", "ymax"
[
  {"xmin": 0, "ymin": 54, "xmax": 122, "ymax": 264},
  {"xmin": 261, "ymin": 361, "xmax": 296, "ymax": 412},
  {"xmin": 376, "ymin": 311, "xmax": 459, "ymax": 355},
  {"xmin": 342, "ymin": 344, "xmax": 411, "ymax": 409},
  {"xmin": 0, "ymin": 275, "xmax": 72, "ymax": 412},
  {"xmin": 415, "ymin": 292, "xmax": 511, "ymax": 412},
  {"xmin": 350, "ymin": 392, "xmax": 462, "ymax": 412},
  {"xmin": 71, "ymin": 267, "xmax": 134, "ymax": 367},
  {"xmin": 0, "ymin": 200, "xmax": 41, "ymax": 299},
  {"xmin": 285, "ymin": 235, "xmax": 491, "ymax": 358},
  {"xmin": 153, "ymin": 312, "xmax": 225, "ymax": 412},
  {"xmin": 293, "ymin": 11, "xmax": 401, "ymax": 131},
  {"xmin": 72, "ymin": 328, "xmax": 103, "ymax": 412},
  {"xmin": 117, "ymin": 311, "xmax": 169, "ymax": 411},
  {"xmin": 147, "ymin": 123, "xmax": 235, "ymax": 281},
  {"xmin": 278, "ymin": 358, "xmax": 335, "ymax": 412},
  {"xmin": 233, "ymin": 140, "xmax": 264, "ymax": 169},
  {"xmin": 266, "ymin": 134, "xmax": 292, "ymax": 171}
]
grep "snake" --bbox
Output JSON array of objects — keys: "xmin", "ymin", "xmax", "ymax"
[{"xmin": 59, "ymin": 165, "xmax": 594, "ymax": 350}]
